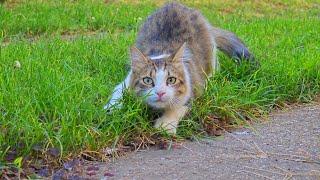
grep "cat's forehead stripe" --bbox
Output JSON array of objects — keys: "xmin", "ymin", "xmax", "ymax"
[
  {"xmin": 153, "ymin": 59, "xmax": 166, "ymax": 71},
  {"xmin": 149, "ymin": 54, "xmax": 170, "ymax": 60}
]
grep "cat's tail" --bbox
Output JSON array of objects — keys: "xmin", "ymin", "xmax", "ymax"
[{"xmin": 211, "ymin": 27, "xmax": 257, "ymax": 64}]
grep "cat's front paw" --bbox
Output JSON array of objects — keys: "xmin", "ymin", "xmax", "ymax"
[{"xmin": 154, "ymin": 117, "xmax": 177, "ymax": 134}]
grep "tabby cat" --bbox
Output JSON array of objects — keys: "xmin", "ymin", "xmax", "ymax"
[{"xmin": 104, "ymin": 2, "xmax": 255, "ymax": 134}]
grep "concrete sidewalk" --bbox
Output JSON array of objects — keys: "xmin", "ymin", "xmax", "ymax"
[{"xmin": 56, "ymin": 104, "xmax": 320, "ymax": 180}]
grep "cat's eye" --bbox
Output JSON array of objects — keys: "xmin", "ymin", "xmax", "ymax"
[
  {"xmin": 167, "ymin": 77, "xmax": 177, "ymax": 85},
  {"xmin": 143, "ymin": 77, "xmax": 154, "ymax": 85}
]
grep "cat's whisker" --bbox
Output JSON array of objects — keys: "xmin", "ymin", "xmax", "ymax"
[
  {"xmin": 169, "ymin": 98, "xmax": 182, "ymax": 108},
  {"xmin": 168, "ymin": 99, "xmax": 175, "ymax": 108}
]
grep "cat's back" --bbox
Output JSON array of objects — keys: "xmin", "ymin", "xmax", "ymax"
[{"xmin": 135, "ymin": 2, "xmax": 214, "ymax": 62}]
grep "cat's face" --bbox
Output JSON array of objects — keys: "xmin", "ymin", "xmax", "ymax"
[{"xmin": 130, "ymin": 44, "xmax": 191, "ymax": 109}]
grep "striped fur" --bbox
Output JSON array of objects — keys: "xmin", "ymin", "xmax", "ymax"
[{"xmin": 105, "ymin": 2, "xmax": 255, "ymax": 133}]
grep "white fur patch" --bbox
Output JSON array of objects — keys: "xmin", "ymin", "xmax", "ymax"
[
  {"xmin": 155, "ymin": 69, "xmax": 166, "ymax": 88},
  {"xmin": 149, "ymin": 54, "xmax": 170, "ymax": 60}
]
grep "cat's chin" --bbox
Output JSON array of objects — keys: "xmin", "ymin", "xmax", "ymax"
[
  {"xmin": 147, "ymin": 101, "xmax": 170, "ymax": 109},
  {"xmin": 148, "ymin": 102, "xmax": 168, "ymax": 109}
]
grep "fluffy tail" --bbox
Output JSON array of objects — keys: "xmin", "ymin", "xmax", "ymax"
[{"xmin": 212, "ymin": 27, "xmax": 256, "ymax": 63}]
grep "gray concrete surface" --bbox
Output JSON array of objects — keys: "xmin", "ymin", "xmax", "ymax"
[{"xmin": 60, "ymin": 104, "xmax": 320, "ymax": 180}]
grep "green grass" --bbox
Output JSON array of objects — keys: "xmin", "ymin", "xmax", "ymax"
[{"xmin": 1, "ymin": 0, "xmax": 320, "ymax": 171}]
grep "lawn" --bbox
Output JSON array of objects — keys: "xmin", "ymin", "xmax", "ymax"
[{"xmin": 1, "ymin": 0, "xmax": 320, "ymax": 176}]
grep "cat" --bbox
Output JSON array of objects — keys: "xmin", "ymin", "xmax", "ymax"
[{"xmin": 104, "ymin": 2, "xmax": 255, "ymax": 134}]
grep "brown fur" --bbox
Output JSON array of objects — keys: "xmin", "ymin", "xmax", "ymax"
[
  {"xmin": 134, "ymin": 2, "xmax": 215, "ymax": 97},
  {"xmin": 105, "ymin": 2, "xmax": 255, "ymax": 134}
]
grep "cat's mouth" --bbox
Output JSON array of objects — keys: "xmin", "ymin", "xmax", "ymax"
[
  {"xmin": 152, "ymin": 99, "xmax": 167, "ymax": 105},
  {"xmin": 147, "ymin": 100, "xmax": 168, "ymax": 109}
]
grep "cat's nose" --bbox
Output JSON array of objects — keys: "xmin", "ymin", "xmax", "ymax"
[{"xmin": 156, "ymin": 91, "xmax": 166, "ymax": 98}]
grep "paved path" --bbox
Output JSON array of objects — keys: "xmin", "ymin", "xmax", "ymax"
[{"xmin": 59, "ymin": 104, "xmax": 320, "ymax": 180}]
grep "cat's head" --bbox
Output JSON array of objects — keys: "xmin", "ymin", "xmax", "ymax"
[{"xmin": 130, "ymin": 43, "xmax": 192, "ymax": 109}]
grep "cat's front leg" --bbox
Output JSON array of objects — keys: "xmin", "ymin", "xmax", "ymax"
[
  {"xmin": 104, "ymin": 71, "xmax": 132, "ymax": 112},
  {"xmin": 154, "ymin": 105, "xmax": 188, "ymax": 134}
]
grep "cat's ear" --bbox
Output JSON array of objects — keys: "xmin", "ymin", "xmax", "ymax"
[
  {"xmin": 130, "ymin": 46, "xmax": 150, "ymax": 69},
  {"xmin": 171, "ymin": 42, "xmax": 192, "ymax": 63}
]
